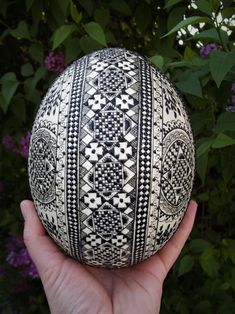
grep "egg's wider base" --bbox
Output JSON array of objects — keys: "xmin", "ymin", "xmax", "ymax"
[{"xmin": 28, "ymin": 48, "xmax": 195, "ymax": 268}]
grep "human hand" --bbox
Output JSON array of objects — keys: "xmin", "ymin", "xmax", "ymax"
[{"xmin": 20, "ymin": 200, "xmax": 197, "ymax": 314}]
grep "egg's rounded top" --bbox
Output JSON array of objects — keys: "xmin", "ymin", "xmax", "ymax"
[{"xmin": 28, "ymin": 48, "xmax": 195, "ymax": 268}]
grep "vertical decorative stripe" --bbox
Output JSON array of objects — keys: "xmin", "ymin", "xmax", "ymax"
[
  {"xmin": 132, "ymin": 59, "xmax": 153, "ymax": 264},
  {"xmin": 143, "ymin": 68, "xmax": 164, "ymax": 258},
  {"xmin": 67, "ymin": 58, "xmax": 87, "ymax": 260},
  {"xmin": 56, "ymin": 65, "xmax": 75, "ymax": 254}
]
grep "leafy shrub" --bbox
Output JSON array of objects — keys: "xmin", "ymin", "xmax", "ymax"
[{"xmin": 0, "ymin": 0, "xmax": 235, "ymax": 313}]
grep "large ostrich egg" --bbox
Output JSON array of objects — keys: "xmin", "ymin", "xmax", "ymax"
[{"xmin": 28, "ymin": 48, "xmax": 195, "ymax": 268}]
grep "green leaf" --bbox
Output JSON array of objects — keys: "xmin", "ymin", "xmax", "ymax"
[
  {"xmin": 196, "ymin": 151, "xmax": 208, "ymax": 185},
  {"xmin": 65, "ymin": 37, "xmax": 81, "ymax": 63},
  {"xmin": 200, "ymin": 248, "xmax": 220, "ymax": 277},
  {"xmin": 164, "ymin": 0, "xmax": 182, "ymax": 9},
  {"xmin": 80, "ymin": 36, "xmax": 102, "ymax": 54},
  {"xmin": 221, "ymin": 153, "xmax": 235, "ymax": 183},
  {"xmin": 225, "ymin": 239, "xmax": 235, "ymax": 264},
  {"xmin": 210, "ymin": 0, "xmax": 220, "ymax": 11},
  {"xmin": 2, "ymin": 80, "xmax": 19, "ymax": 106},
  {"xmin": 70, "ymin": 2, "xmax": 82, "ymax": 24},
  {"xmin": 11, "ymin": 21, "xmax": 31, "ymax": 39},
  {"xmin": 212, "ymin": 133, "xmax": 235, "ymax": 149},
  {"xmin": 178, "ymin": 255, "xmax": 194, "ymax": 276},
  {"xmin": 167, "ymin": 7, "xmax": 186, "ymax": 32},
  {"xmin": 0, "ymin": 72, "xmax": 17, "ymax": 83},
  {"xmin": 167, "ymin": 60, "xmax": 193, "ymax": 68},
  {"xmin": 209, "ymin": 51, "xmax": 235, "ymax": 87},
  {"xmin": 162, "ymin": 16, "xmax": 212, "ymax": 37},
  {"xmin": 149, "ymin": 55, "xmax": 164, "ymax": 70},
  {"xmin": 184, "ymin": 46, "xmax": 197, "ymax": 61},
  {"xmin": 1, "ymin": 73, "xmax": 19, "ymax": 107},
  {"xmin": 196, "ymin": 0, "xmax": 212, "ymax": 16},
  {"xmin": 190, "ymin": 111, "xmax": 211, "ymax": 136},
  {"xmin": 110, "ymin": 0, "xmax": 131, "ymax": 16},
  {"xmin": 21, "ymin": 63, "xmax": 34, "ymax": 77},
  {"xmin": 30, "ymin": 66, "xmax": 46, "ymax": 90},
  {"xmin": 10, "ymin": 96, "xmax": 26, "ymax": 122},
  {"xmin": 189, "ymin": 239, "xmax": 212, "ymax": 253},
  {"xmin": 176, "ymin": 74, "xmax": 202, "ymax": 98},
  {"xmin": 29, "ymin": 43, "xmax": 43, "ymax": 63},
  {"xmin": 196, "ymin": 137, "xmax": 214, "ymax": 158},
  {"xmin": 214, "ymin": 112, "xmax": 235, "ymax": 133},
  {"xmin": 52, "ymin": 25, "xmax": 75, "ymax": 49},
  {"xmin": 84, "ymin": 22, "xmax": 107, "ymax": 47},
  {"xmin": 222, "ymin": 7, "xmax": 235, "ymax": 19},
  {"xmin": 58, "ymin": 0, "xmax": 70, "ymax": 14},
  {"xmin": 94, "ymin": 8, "xmax": 110, "ymax": 29},
  {"xmin": 188, "ymin": 28, "xmax": 229, "ymax": 44},
  {"xmin": 0, "ymin": 95, "xmax": 8, "ymax": 113}
]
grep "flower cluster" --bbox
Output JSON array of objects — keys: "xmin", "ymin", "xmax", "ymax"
[
  {"xmin": 200, "ymin": 43, "xmax": 221, "ymax": 58},
  {"xmin": 226, "ymin": 83, "xmax": 235, "ymax": 112},
  {"xmin": 2, "ymin": 131, "xmax": 31, "ymax": 159},
  {"xmin": 6, "ymin": 235, "xmax": 39, "ymax": 279},
  {"xmin": 44, "ymin": 52, "xmax": 66, "ymax": 74}
]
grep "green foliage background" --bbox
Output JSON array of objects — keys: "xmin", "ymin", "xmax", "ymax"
[{"xmin": 0, "ymin": 0, "xmax": 235, "ymax": 312}]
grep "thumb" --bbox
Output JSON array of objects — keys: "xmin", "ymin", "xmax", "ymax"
[{"xmin": 20, "ymin": 200, "xmax": 65, "ymax": 278}]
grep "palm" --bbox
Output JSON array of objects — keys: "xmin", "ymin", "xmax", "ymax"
[
  {"xmin": 41, "ymin": 250, "xmax": 165, "ymax": 314},
  {"xmin": 86, "ymin": 257, "xmax": 165, "ymax": 314},
  {"xmin": 21, "ymin": 200, "xmax": 197, "ymax": 314}
]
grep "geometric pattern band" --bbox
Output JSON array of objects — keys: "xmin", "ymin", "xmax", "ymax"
[
  {"xmin": 132, "ymin": 59, "xmax": 153, "ymax": 264},
  {"xmin": 66, "ymin": 58, "xmax": 87, "ymax": 260}
]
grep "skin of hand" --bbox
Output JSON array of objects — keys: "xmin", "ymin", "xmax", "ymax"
[{"xmin": 20, "ymin": 200, "xmax": 197, "ymax": 314}]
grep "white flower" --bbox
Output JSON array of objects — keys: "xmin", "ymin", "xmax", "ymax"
[
  {"xmin": 114, "ymin": 142, "xmax": 132, "ymax": 160},
  {"xmin": 116, "ymin": 94, "xmax": 134, "ymax": 110},
  {"xmin": 113, "ymin": 193, "xmax": 131, "ymax": 208},
  {"xmin": 88, "ymin": 94, "xmax": 106, "ymax": 110},
  {"xmin": 84, "ymin": 192, "xmax": 102, "ymax": 209},
  {"xmin": 85, "ymin": 142, "xmax": 103, "ymax": 161}
]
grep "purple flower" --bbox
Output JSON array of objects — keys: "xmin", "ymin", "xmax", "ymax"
[
  {"xmin": 44, "ymin": 52, "xmax": 66, "ymax": 74},
  {"xmin": 17, "ymin": 131, "xmax": 31, "ymax": 158},
  {"xmin": 2, "ymin": 135, "xmax": 17, "ymax": 152},
  {"xmin": 226, "ymin": 105, "xmax": 235, "ymax": 112},
  {"xmin": 6, "ymin": 235, "xmax": 39, "ymax": 279},
  {"xmin": 200, "ymin": 43, "xmax": 221, "ymax": 58},
  {"xmin": 22, "ymin": 262, "xmax": 39, "ymax": 279},
  {"xmin": 231, "ymin": 83, "xmax": 235, "ymax": 93},
  {"xmin": 6, "ymin": 250, "xmax": 26, "ymax": 267},
  {"xmin": 232, "ymin": 94, "xmax": 235, "ymax": 105},
  {"xmin": 2, "ymin": 132, "xmax": 31, "ymax": 159}
]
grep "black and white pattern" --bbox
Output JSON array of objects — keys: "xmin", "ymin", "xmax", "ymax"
[{"xmin": 28, "ymin": 48, "xmax": 195, "ymax": 267}]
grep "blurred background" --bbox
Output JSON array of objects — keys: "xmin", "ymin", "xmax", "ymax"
[{"xmin": 0, "ymin": 0, "xmax": 235, "ymax": 313}]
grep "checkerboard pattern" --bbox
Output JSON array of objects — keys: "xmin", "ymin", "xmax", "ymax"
[
  {"xmin": 99, "ymin": 67, "xmax": 126, "ymax": 93},
  {"xmin": 95, "ymin": 162, "xmax": 123, "ymax": 192},
  {"xmin": 93, "ymin": 209, "xmax": 122, "ymax": 234},
  {"xmin": 94, "ymin": 111, "xmax": 123, "ymax": 142}
]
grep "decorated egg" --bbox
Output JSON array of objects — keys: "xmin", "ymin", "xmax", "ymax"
[{"xmin": 28, "ymin": 48, "xmax": 195, "ymax": 268}]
